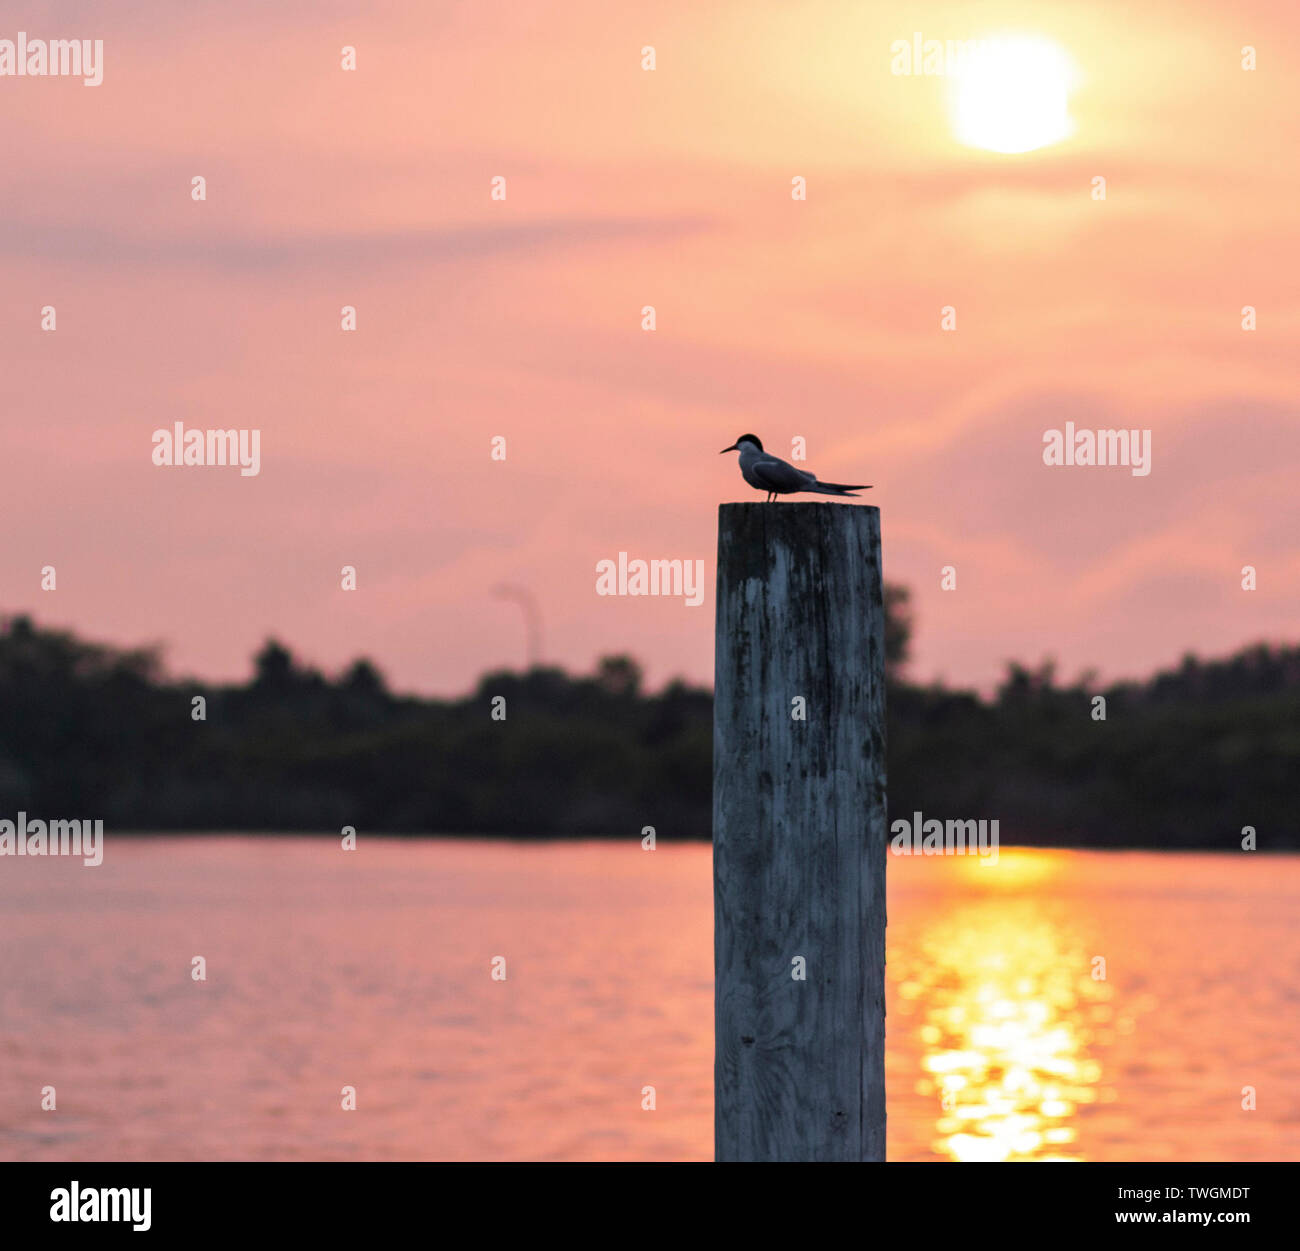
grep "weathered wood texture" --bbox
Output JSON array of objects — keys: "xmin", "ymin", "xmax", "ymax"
[{"xmin": 713, "ymin": 502, "xmax": 887, "ymax": 1161}]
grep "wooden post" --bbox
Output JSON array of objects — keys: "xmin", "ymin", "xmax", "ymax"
[{"xmin": 713, "ymin": 502, "xmax": 887, "ymax": 1161}]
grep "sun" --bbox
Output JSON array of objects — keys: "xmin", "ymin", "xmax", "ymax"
[{"xmin": 949, "ymin": 34, "xmax": 1077, "ymax": 155}]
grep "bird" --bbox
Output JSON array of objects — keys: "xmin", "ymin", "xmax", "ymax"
[{"xmin": 719, "ymin": 435, "xmax": 871, "ymax": 502}]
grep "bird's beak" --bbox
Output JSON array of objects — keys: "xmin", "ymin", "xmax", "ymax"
[{"xmin": 719, "ymin": 443, "xmax": 737, "ymax": 454}]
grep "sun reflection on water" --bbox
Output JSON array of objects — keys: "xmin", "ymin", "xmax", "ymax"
[{"xmin": 895, "ymin": 854, "xmax": 1113, "ymax": 1161}]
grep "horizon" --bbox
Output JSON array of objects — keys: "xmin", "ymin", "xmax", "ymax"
[{"xmin": 6, "ymin": 604, "xmax": 1296, "ymax": 702}]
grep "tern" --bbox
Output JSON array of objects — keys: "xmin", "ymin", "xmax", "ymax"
[{"xmin": 719, "ymin": 434, "xmax": 871, "ymax": 502}]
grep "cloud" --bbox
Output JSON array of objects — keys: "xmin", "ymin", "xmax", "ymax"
[{"xmin": 0, "ymin": 215, "xmax": 716, "ymax": 273}]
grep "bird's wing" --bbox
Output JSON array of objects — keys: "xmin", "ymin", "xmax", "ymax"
[{"xmin": 750, "ymin": 456, "xmax": 814, "ymax": 492}]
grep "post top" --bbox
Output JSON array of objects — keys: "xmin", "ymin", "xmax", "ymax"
[{"xmin": 718, "ymin": 501, "xmax": 879, "ymax": 512}]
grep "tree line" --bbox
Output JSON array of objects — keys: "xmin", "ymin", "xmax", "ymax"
[{"xmin": 0, "ymin": 591, "xmax": 1294, "ymax": 847}]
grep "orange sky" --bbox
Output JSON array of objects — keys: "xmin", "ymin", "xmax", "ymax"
[{"xmin": 2, "ymin": 0, "xmax": 1296, "ymax": 694}]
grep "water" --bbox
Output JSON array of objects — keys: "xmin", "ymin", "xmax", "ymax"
[{"xmin": 0, "ymin": 838, "xmax": 1294, "ymax": 1161}]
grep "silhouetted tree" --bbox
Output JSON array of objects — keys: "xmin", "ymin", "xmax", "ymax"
[{"xmin": 1, "ymin": 608, "xmax": 1295, "ymax": 845}]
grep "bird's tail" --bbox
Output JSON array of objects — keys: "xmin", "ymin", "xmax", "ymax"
[{"xmin": 810, "ymin": 480, "xmax": 872, "ymax": 496}]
